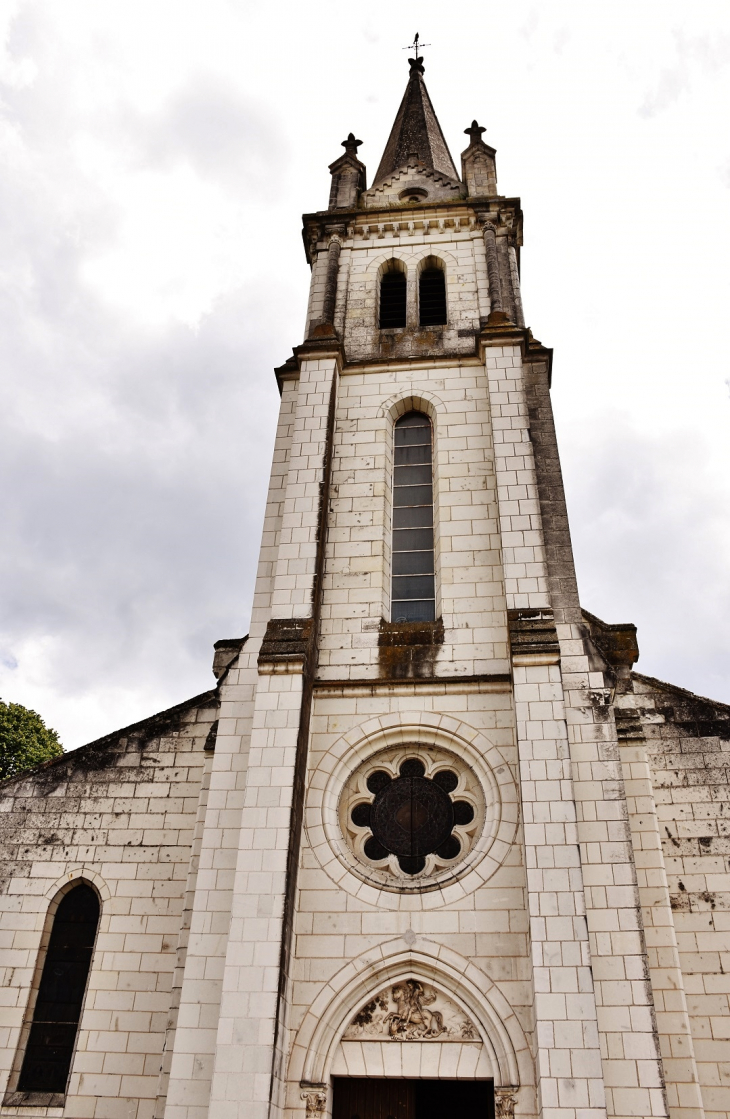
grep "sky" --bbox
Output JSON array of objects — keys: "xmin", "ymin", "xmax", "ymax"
[{"xmin": 0, "ymin": 0, "xmax": 729, "ymax": 749}]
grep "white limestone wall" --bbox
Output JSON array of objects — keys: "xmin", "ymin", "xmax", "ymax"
[
  {"xmin": 0, "ymin": 700, "xmax": 217, "ymax": 1119},
  {"xmin": 284, "ymin": 686, "xmax": 535, "ymax": 1119},
  {"xmin": 318, "ymin": 356, "xmax": 511, "ymax": 678},
  {"xmin": 295, "ymin": 340, "xmax": 610, "ymax": 1119},
  {"xmin": 164, "ymin": 379, "xmax": 298, "ymax": 1119},
  {"xmin": 281, "ymin": 336, "xmax": 670, "ymax": 1119},
  {"xmin": 202, "ymin": 355, "xmax": 343, "ymax": 1119}
]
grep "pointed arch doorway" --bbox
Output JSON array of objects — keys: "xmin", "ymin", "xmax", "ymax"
[{"xmin": 332, "ymin": 1077, "xmax": 494, "ymax": 1119}]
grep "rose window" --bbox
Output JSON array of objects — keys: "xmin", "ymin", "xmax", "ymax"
[{"xmin": 340, "ymin": 745, "xmax": 484, "ymax": 882}]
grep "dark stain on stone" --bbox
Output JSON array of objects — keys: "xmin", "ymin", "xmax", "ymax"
[
  {"xmin": 378, "ymin": 618, "xmax": 444, "ymax": 679},
  {"xmin": 581, "ymin": 609, "xmax": 639, "ymax": 668},
  {"xmin": 0, "ymin": 690, "xmax": 219, "ymax": 796},
  {"xmin": 507, "ymin": 608, "xmax": 559, "ymax": 660},
  {"xmin": 204, "ymin": 720, "xmax": 219, "ymax": 752},
  {"xmin": 258, "ymin": 617, "xmax": 315, "ymax": 670}
]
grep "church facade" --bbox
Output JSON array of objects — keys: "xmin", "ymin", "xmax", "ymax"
[{"xmin": 1, "ymin": 58, "xmax": 729, "ymax": 1119}]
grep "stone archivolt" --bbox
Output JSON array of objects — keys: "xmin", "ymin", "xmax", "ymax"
[{"xmin": 290, "ymin": 939, "xmax": 527, "ymax": 1091}]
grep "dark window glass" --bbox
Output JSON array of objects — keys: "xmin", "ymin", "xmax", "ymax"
[
  {"xmin": 394, "ymin": 463, "xmax": 432, "ymax": 486},
  {"xmin": 394, "ymin": 442, "xmax": 431, "ymax": 465},
  {"xmin": 393, "ymin": 484, "xmax": 432, "ymax": 507},
  {"xmin": 392, "ymin": 575, "xmax": 436, "ymax": 600},
  {"xmin": 393, "ymin": 527, "xmax": 433, "ymax": 551},
  {"xmin": 392, "ymin": 412, "xmax": 435, "ymax": 622},
  {"xmin": 393, "ymin": 505, "xmax": 433, "ymax": 529},
  {"xmin": 379, "ymin": 270, "xmax": 406, "ymax": 328},
  {"xmin": 419, "ymin": 267, "xmax": 447, "ymax": 326},
  {"xmin": 18, "ymin": 884, "xmax": 99, "ymax": 1094},
  {"xmin": 395, "ymin": 422, "xmax": 432, "ymax": 447},
  {"xmin": 392, "ymin": 551, "xmax": 434, "ymax": 576}
]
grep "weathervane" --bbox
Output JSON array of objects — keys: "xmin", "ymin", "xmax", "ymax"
[{"xmin": 403, "ymin": 31, "xmax": 430, "ymax": 59}]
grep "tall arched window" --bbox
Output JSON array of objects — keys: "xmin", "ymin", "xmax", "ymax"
[
  {"xmin": 18, "ymin": 883, "xmax": 99, "ymax": 1094},
  {"xmin": 379, "ymin": 265, "xmax": 406, "ymax": 329},
  {"xmin": 419, "ymin": 263, "xmax": 447, "ymax": 326},
  {"xmin": 391, "ymin": 411, "xmax": 435, "ymax": 622}
]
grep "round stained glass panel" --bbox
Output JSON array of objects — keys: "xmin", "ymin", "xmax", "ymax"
[{"xmin": 370, "ymin": 775, "xmax": 454, "ymax": 858}]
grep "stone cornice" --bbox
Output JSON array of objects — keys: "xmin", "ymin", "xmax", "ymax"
[
  {"xmin": 293, "ymin": 336, "xmax": 345, "ymax": 366},
  {"xmin": 275, "ymin": 328, "xmax": 553, "ymax": 392},
  {"xmin": 312, "ymin": 673, "xmax": 512, "ymax": 696},
  {"xmin": 302, "ymin": 198, "xmax": 524, "ymax": 263},
  {"xmin": 507, "ymin": 608, "xmax": 561, "ymax": 666}
]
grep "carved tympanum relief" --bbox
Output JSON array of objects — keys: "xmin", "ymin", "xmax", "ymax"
[
  {"xmin": 343, "ymin": 979, "xmax": 481, "ymax": 1042},
  {"xmin": 339, "ymin": 744, "xmax": 484, "ymax": 885}
]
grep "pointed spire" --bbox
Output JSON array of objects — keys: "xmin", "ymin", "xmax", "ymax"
[{"xmin": 372, "ymin": 58, "xmax": 459, "ymax": 188}]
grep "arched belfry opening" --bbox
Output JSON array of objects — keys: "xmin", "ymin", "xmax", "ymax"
[
  {"xmin": 419, "ymin": 258, "xmax": 447, "ymax": 326},
  {"xmin": 17, "ymin": 883, "xmax": 99, "ymax": 1094},
  {"xmin": 379, "ymin": 260, "xmax": 407, "ymax": 329}
]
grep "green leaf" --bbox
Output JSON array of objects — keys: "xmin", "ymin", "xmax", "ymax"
[{"xmin": 0, "ymin": 700, "xmax": 63, "ymax": 781}]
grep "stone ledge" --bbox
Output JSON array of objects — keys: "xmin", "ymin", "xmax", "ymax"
[
  {"xmin": 258, "ymin": 617, "xmax": 314, "ymax": 671},
  {"xmin": 312, "ymin": 674, "xmax": 512, "ymax": 696},
  {"xmin": 507, "ymin": 608, "xmax": 560, "ymax": 665},
  {"xmin": 582, "ymin": 609, "xmax": 639, "ymax": 668}
]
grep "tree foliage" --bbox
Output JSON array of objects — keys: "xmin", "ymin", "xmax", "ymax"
[{"xmin": 0, "ymin": 699, "xmax": 63, "ymax": 781}]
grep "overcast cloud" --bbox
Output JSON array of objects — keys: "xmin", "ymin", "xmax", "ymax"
[{"xmin": 1, "ymin": 0, "xmax": 729, "ymax": 748}]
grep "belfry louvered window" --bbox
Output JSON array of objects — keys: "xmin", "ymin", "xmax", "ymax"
[
  {"xmin": 18, "ymin": 884, "xmax": 99, "ymax": 1094},
  {"xmin": 419, "ymin": 266, "xmax": 447, "ymax": 326},
  {"xmin": 391, "ymin": 411, "xmax": 435, "ymax": 622},
  {"xmin": 379, "ymin": 269, "xmax": 406, "ymax": 328}
]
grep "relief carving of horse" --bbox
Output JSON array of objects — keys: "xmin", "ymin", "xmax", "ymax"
[{"xmin": 384, "ymin": 979, "xmax": 444, "ymax": 1039}]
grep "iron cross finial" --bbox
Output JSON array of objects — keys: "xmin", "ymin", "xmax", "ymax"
[{"xmin": 403, "ymin": 31, "xmax": 430, "ymax": 59}]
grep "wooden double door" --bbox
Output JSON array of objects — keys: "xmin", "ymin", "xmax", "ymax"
[{"xmin": 332, "ymin": 1078, "xmax": 494, "ymax": 1119}]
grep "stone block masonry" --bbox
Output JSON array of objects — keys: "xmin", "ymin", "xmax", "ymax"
[
  {"xmin": 1, "ymin": 52, "xmax": 729, "ymax": 1119},
  {"xmin": 0, "ymin": 693, "xmax": 217, "ymax": 1119}
]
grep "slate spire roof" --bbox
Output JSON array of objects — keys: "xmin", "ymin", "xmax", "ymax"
[{"xmin": 372, "ymin": 57, "xmax": 459, "ymax": 188}]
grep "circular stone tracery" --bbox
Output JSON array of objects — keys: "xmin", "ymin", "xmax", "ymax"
[{"xmin": 340, "ymin": 746, "xmax": 482, "ymax": 881}]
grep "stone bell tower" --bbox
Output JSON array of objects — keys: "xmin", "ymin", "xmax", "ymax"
[{"xmin": 161, "ymin": 56, "xmax": 706, "ymax": 1119}]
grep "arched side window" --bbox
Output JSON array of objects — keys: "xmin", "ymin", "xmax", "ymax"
[
  {"xmin": 379, "ymin": 262, "xmax": 407, "ymax": 329},
  {"xmin": 419, "ymin": 261, "xmax": 447, "ymax": 326},
  {"xmin": 391, "ymin": 411, "xmax": 435, "ymax": 622},
  {"xmin": 18, "ymin": 883, "xmax": 99, "ymax": 1094}
]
